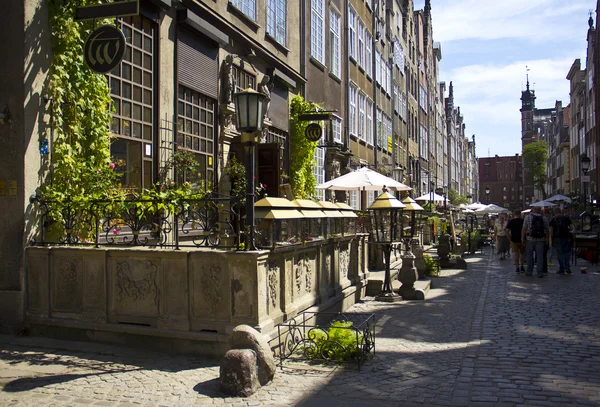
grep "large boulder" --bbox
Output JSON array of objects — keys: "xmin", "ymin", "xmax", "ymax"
[
  {"xmin": 231, "ymin": 325, "xmax": 276, "ymax": 385},
  {"xmin": 219, "ymin": 349, "xmax": 260, "ymax": 397}
]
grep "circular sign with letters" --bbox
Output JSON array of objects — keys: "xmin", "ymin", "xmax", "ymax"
[
  {"xmin": 305, "ymin": 123, "xmax": 322, "ymax": 142},
  {"xmin": 84, "ymin": 25, "xmax": 126, "ymax": 74}
]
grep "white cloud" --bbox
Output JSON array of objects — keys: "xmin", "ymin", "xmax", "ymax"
[
  {"xmin": 428, "ymin": 0, "xmax": 591, "ymax": 42},
  {"xmin": 441, "ymin": 57, "xmax": 581, "ymax": 156}
]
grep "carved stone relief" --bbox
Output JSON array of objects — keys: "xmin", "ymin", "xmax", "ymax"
[
  {"xmin": 116, "ymin": 260, "xmax": 158, "ymax": 304},
  {"xmin": 200, "ymin": 264, "xmax": 222, "ymax": 314},
  {"xmin": 58, "ymin": 259, "xmax": 78, "ymax": 297},
  {"xmin": 294, "ymin": 254, "xmax": 312, "ymax": 295},
  {"xmin": 267, "ymin": 262, "xmax": 278, "ymax": 310},
  {"xmin": 339, "ymin": 249, "xmax": 350, "ymax": 279}
]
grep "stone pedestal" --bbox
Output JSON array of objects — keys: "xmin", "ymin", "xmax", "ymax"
[
  {"xmin": 411, "ymin": 240, "xmax": 427, "ymax": 279},
  {"xmin": 398, "ymin": 252, "xmax": 422, "ymax": 300},
  {"xmin": 437, "ymin": 235, "xmax": 451, "ymax": 262}
]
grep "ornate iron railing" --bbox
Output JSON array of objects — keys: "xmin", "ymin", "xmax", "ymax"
[
  {"xmin": 29, "ymin": 194, "xmax": 242, "ymax": 250},
  {"xmin": 276, "ymin": 312, "xmax": 376, "ymax": 370}
]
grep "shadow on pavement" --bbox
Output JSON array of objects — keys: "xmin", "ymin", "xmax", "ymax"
[{"xmin": 2, "ymin": 369, "xmax": 139, "ymax": 392}]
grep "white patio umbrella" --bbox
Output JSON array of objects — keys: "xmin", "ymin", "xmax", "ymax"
[
  {"xmin": 475, "ymin": 204, "xmax": 510, "ymax": 214},
  {"xmin": 462, "ymin": 208, "xmax": 475, "ymax": 213},
  {"xmin": 315, "ymin": 167, "xmax": 412, "ymax": 192},
  {"xmin": 545, "ymin": 194, "xmax": 572, "ymax": 203},
  {"xmin": 521, "ymin": 209, "xmax": 532, "ymax": 214},
  {"xmin": 414, "ymin": 192, "xmax": 446, "ymax": 203},
  {"xmin": 530, "ymin": 200, "xmax": 557, "ymax": 207},
  {"xmin": 466, "ymin": 202, "xmax": 487, "ymax": 211}
]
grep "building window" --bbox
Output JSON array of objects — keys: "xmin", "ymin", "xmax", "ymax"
[
  {"xmin": 109, "ymin": 15, "xmax": 155, "ymax": 190},
  {"xmin": 375, "ymin": 50, "xmax": 381, "ymax": 84},
  {"xmin": 231, "ymin": 0, "xmax": 256, "ymax": 21},
  {"xmin": 365, "ymin": 30, "xmax": 372, "ymax": 77},
  {"xmin": 266, "ymin": 0, "xmax": 286, "ymax": 45},
  {"xmin": 348, "ymin": 6, "xmax": 356, "ymax": 60},
  {"xmin": 366, "ymin": 98, "xmax": 373, "ymax": 145},
  {"xmin": 313, "ymin": 146, "xmax": 325, "ymax": 200},
  {"xmin": 367, "ymin": 190, "xmax": 375, "ymax": 207},
  {"xmin": 420, "ymin": 125, "xmax": 427, "ymax": 157},
  {"xmin": 233, "ymin": 65, "xmax": 256, "ymax": 93},
  {"xmin": 357, "ymin": 19, "xmax": 364, "ymax": 68},
  {"xmin": 329, "ymin": 9, "xmax": 341, "ymax": 78},
  {"xmin": 349, "ymin": 84, "xmax": 357, "ymax": 136},
  {"xmin": 311, "ymin": 0, "xmax": 325, "ymax": 63},
  {"xmin": 349, "ymin": 190, "xmax": 359, "ymax": 209},
  {"xmin": 376, "ymin": 108, "xmax": 383, "ymax": 147},
  {"xmin": 359, "ymin": 93, "xmax": 366, "ymax": 141},
  {"xmin": 177, "ymin": 85, "xmax": 216, "ymax": 184},
  {"xmin": 332, "ymin": 117, "xmax": 342, "ymax": 144}
]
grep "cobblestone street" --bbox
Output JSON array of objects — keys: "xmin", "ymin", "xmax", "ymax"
[{"xmin": 1, "ymin": 250, "xmax": 600, "ymax": 407}]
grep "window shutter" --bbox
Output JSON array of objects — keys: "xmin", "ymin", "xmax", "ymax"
[
  {"xmin": 269, "ymin": 83, "xmax": 289, "ymax": 131},
  {"xmin": 177, "ymin": 27, "xmax": 218, "ymax": 99}
]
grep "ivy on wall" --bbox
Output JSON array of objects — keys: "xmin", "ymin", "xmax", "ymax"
[
  {"xmin": 289, "ymin": 95, "xmax": 321, "ymax": 199},
  {"xmin": 43, "ymin": 0, "xmax": 118, "ymax": 202}
]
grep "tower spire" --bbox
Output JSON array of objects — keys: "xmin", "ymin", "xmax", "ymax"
[{"xmin": 526, "ymin": 65, "xmax": 530, "ymax": 91}]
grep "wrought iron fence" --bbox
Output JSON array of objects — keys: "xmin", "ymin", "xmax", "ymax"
[
  {"xmin": 29, "ymin": 194, "xmax": 242, "ymax": 250},
  {"xmin": 275, "ymin": 312, "xmax": 376, "ymax": 370}
]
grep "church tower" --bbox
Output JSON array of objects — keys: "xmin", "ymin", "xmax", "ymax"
[
  {"xmin": 520, "ymin": 72, "xmax": 536, "ymax": 146},
  {"xmin": 520, "ymin": 71, "xmax": 536, "ymax": 205}
]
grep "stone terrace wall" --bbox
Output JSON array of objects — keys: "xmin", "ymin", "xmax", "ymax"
[{"xmin": 24, "ymin": 235, "xmax": 368, "ymax": 356}]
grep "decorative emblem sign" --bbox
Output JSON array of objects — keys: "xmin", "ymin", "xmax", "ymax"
[
  {"xmin": 84, "ymin": 25, "xmax": 126, "ymax": 74},
  {"xmin": 305, "ymin": 123, "xmax": 322, "ymax": 142}
]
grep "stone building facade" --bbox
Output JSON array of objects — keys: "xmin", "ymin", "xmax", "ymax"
[{"xmin": 0, "ymin": 0, "xmax": 479, "ymax": 333}]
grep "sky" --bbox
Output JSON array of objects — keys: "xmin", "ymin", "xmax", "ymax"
[{"xmin": 414, "ymin": 0, "xmax": 595, "ymax": 158}]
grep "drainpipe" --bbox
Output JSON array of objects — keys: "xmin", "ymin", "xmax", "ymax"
[
  {"xmin": 372, "ymin": 3, "xmax": 379, "ymax": 170},
  {"xmin": 344, "ymin": 0, "xmax": 350, "ymax": 157},
  {"xmin": 390, "ymin": 46, "xmax": 396, "ymax": 174},
  {"xmin": 300, "ymin": 0, "xmax": 306, "ymax": 97}
]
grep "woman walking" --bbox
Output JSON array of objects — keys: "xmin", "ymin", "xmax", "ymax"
[{"xmin": 495, "ymin": 214, "xmax": 510, "ymax": 260}]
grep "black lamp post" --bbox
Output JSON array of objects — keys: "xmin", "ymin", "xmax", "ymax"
[
  {"xmin": 233, "ymin": 88, "xmax": 267, "ymax": 251},
  {"xmin": 581, "ymin": 153, "xmax": 591, "ymax": 211},
  {"xmin": 580, "ymin": 153, "xmax": 592, "ymax": 232},
  {"xmin": 485, "ymin": 185, "xmax": 490, "ymax": 204},
  {"xmin": 369, "ymin": 187, "xmax": 406, "ymax": 301}
]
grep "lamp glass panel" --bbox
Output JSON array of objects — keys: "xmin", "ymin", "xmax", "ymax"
[
  {"xmin": 248, "ymin": 95, "xmax": 258, "ymax": 130},
  {"xmin": 235, "ymin": 93, "xmax": 248, "ymax": 130}
]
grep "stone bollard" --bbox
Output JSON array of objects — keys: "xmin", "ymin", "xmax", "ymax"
[
  {"xmin": 218, "ymin": 324, "xmax": 276, "ymax": 397},
  {"xmin": 230, "ymin": 325, "xmax": 276, "ymax": 386},
  {"xmin": 220, "ymin": 349, "xmax": 260, "ymax": 397}
]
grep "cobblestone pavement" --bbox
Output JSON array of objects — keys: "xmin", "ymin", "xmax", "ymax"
[{"xmin": 1, "ymin": 249, "xmax": 600, "ymax": 407}]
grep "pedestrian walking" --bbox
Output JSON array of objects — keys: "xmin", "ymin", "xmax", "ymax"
[
  {"xmin": 505, "ymin": 209, "xmax": 525, "ymax": 273},
  {"xmin": 522, "ymin": 206, "xmax": 550, "ymax": 277},
  {"xmin": 549, "ymin": 207, "xmax": 574, "ymax": 274},
  {"xmin": 495, "ymin": 214, "xmax": 509, "ymax": 260}
]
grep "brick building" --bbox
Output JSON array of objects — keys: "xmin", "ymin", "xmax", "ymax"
[{"xmin": 479, "ymin": 154, "xmax": 523, "ymax": 210}]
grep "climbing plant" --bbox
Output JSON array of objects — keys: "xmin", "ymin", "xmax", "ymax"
[
  {"xmin": 42, "ymin": 1, "xmax": 117, "ymax": 203},
  {"xmin": 289, "ymin": 95, "xmax": 321, "ymax": 199}
]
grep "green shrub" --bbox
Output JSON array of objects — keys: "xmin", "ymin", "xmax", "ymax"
[
  {"xmin": 423, "ymin": 254, "xmax": 440, "ymax": 277},
  {"xmin": 306, "ymin": 321, "xmax": 363, "ymax": 361}
]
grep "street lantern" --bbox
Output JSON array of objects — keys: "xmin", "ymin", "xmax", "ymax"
[
  {"xmin": 233, "ymin": 88, "xmax": 267, "ymax": 250},
  {"xmin": 393, "ymin": 166, "xmax": 405, "ymax": 182},
  {"xmin": 402, "ymin": 196, "xmax": 424, "ymax": 242},
  {"xmin": 581, "ymin": 153, "xmax": 591, "ymax": 174},
  {"xmin": 485, "ymin": 185, "xmax": 490, "ymax": 203},
  {"xmin": 234, "ymin": 88, "xmax": 266, "ymax": 133},
  {"xmin": 369, "ymin": 187, "xmax": 405, "ymax": 301}
]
